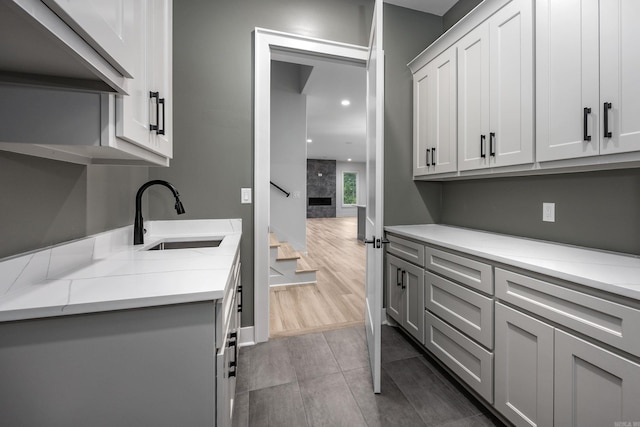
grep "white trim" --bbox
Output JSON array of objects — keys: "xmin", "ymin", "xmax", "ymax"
[
  {"xmin": 238, "ymin": 326, "xmax": 255, "ymax": 348},
  {"xmin": 254, "ymin": 28, "xmax": 368, "ymax": 343}
]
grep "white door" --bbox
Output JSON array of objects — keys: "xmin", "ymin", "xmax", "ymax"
[{"xmin": 365, "ymin": 0, "xmax": 384, "ymax": 394}]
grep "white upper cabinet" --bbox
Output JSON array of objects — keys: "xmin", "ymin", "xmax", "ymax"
[
  {"xmin": 537, "ymin": 0, "xmax": 640, "ymax": 161},
  {"xmin": 0, "ymin": 0, "xmax": 172, "ymax": 166},
  {"xmin": 458, "ymin": 0, "xmax": 533, "ymax": 171},
  {"xmin": 41, "ymin": 0, "xmax": 141, "ymax": 79},
  {"xmin": 599, "ymin": 0, "xmax": 640, "ymax": 155},
  {"xmin": 413, "ymin": 48, "xmax": 457, "ymax": 176},
  {"xmin": 1, "ymin": 0, "xmax": 145, "ymax": 93},
  {"xmin": 116, "ymin": 0, "xmax": 172, "ymax": 159}
]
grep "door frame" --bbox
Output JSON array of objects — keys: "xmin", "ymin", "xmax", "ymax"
[{"xmin": 253, "ymin": 27, "xmax": 368, "ymax": 343}]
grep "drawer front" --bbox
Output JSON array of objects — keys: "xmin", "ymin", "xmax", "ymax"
[
  {"xmin": 425, "ymin": 247, "xmax": 493, "ymax": 295},
  {"xmin": 426, "ymin": 272, "xmax": 494, "ymax": 349},
  {"xmin": 387, "ymin": 234, "xmax": 425, "ymax": 267},
  {"xmin": 496, "ymin": 268, "xmax": 640, "ymax": 355},
  {"xmin": 424, "ymin": 311, "xmax": 493, "ymax": 403}
]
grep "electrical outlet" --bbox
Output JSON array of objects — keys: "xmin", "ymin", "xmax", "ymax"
[{"xmin": 543, "ymin": 203, "xmax": 555, "ymax": 222}]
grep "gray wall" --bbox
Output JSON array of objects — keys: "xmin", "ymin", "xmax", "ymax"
[
  {"xmin": 270, "ymin": 61, "xmax": 307, "ymax": 251},
  {"xmin": 0, "ymin": 151, "xmax": 147, "ymax": 259},
  {"xmin": 441, "ymin": 169, "xmax": 640, "ymax": 255},
  {"xmin": 443, "ymin": 0, "xmax": 483, "ymax": 31},
  {"xmin": 151, "ymin": 0, "xmax": 375, "ymax": 327},
  {"xmin": 383, "ymin": 4, "xmax": 444, "ymax": 226}
]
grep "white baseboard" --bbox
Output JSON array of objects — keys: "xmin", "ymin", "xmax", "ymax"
[{"xmin": 238, "ymin": 326, "xmax": 256, "ymax": 347}]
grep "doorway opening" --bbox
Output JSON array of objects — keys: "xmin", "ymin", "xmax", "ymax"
[
  {"xmin": 253, "ymin": 28, "xmax": 369, "ymax": 343},
  {"xmin": 269, "ymin": 52, "xmax": 367, "ymax": 338}
]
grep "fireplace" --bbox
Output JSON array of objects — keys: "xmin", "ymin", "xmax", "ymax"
[{"xmin": 308, "ymin": 197, "xmax": 332, "ymax": 206}]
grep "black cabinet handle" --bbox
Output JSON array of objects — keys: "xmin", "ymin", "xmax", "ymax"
[
  {"xmin": 604, "ymin": 102, "xmax": 612, "ymax": 138},
  {"xmin": 480, "ymin": 135, "xmax": 486, "ymax": 158},
  {"xmin": 149, "ymin": 91, "xmax": 159, "ymax": 132},
  {"xmin": 489, "ymin": 132, "xmax": 496, "ymax": 157},
  {"xmin": 583, "ymin": 107, "xmax": 592, "ymax": 141},
  {"xmin": 431, "ymin": 148, "xmax": 436, "ymax": 166},
  {"xmin": 396, "ymin": 268, "xmax": 402, "ymax": 286},
  {"xmin": 401, "ymin": 270, "xmax": 406, "ymax": 289},
  {"xmin": 158, "ymin": 97, "xmax": 166, "ymax": 135},
  {"xmin": 426, "ymin": 148, "xmax": 430, "ymax": 167}
]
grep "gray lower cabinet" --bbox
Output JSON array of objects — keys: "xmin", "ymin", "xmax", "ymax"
[
  {"xmin": 386, "ymin": 253, "xmax": 424, "ymax": 343},
  {"xmin": 495, "ymin": 274, "xmax": 640, "ymax": 427},
  {"xmin": 424, "ymin": 311, "xmax": 493, "ymax": 402},
  {"xmin": 494, "ymin": 302, "xmax": 554, "ymax": 427},
  {"xmin": 554, "ymin": 330, "xmax": 640, "ymax": 427}
]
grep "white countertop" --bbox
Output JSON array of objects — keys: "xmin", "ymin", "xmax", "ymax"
[
  {"xmin": 0, "ymin": 219, "xmax": 241, "ymax": 322},
  {"xmin": 385, "ymin": 224, "xmax": 640, "ymax": 300}
]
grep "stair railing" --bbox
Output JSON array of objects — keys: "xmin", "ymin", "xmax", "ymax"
[{"xmin": 270, "ymin": 181, "xmax": 291, "ymax": 197}]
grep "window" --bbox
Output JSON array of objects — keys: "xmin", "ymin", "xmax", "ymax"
[{"xmin": 343, "ymin": 172, "xmax": 358, "ymax": 206}]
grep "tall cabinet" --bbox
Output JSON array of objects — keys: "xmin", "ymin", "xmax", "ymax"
[{"xmin": 536, "ymin": 0, "xmax": 640, "ymax": 161}]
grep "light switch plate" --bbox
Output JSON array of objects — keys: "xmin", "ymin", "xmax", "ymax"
[
  {"xmin": 543, "ymin": 202, "xmax": 555, "ymax": 222},
  {"xmin": 241, "ymin": 188, "xmax": 252, "ymax": 204}
]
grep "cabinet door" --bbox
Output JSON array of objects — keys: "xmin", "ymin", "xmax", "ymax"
[
  {"xmin": 115, "ymin": 0, "xmax": 172, "ymax": 159},
  {"xmin": 402, "ymin": 261, "xmax": 425, "ymax": 344},
  {"xmin": 116, "ymin": 0, "xmax": 150, "ymax": 146},
  {"xmin": 42, "ymin": 0, "xmax": 141, "ymax": 78},
  {"xmin": 599, "ymin": 0, "xmax": 640, "ymax": 155},
  {"xmin": 147, "ymin": 0, "xmax": 173, "ymax": 158},
  {"xmin": 413, "ymin": 49, "xmax": 457, "ymax": 176},
  {"xmin": 536, "ymin": 0, "xmax": 599, "ymax": 161},
  {"xmin": 495, "ymin": 303, "xmax": 554, "ymax": 427},
  {"xmin": 457, "ymin": 23, "xmax": 490, "ymax": 172},
  {"xmin": 386, "ymin": 255, "xmax": 404, "ymax": 324},
  {"xmin": 554, "ymin": 330, "xmax": 640, "ymax": 427},
  {"xmin": 489, "ymin": 0, "xmax": 534, "ymax": 168}
]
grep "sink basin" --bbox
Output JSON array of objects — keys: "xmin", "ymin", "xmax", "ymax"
[{"xmin": 146, "ymin": 239, "xmax": 223, "ymax": 250}]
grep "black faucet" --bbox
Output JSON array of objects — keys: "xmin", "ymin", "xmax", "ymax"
[{"xmin": 134, "ymin": 180, "xmax": 186, "ymax": 245}]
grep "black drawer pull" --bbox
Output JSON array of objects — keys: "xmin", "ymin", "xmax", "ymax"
[
  {"xmin": 480, "ymin": 135, "xmax": 486, "ymax": 158},
  {"xmin": 489, "ymin": 132, "xmax": 496, "ymax": 157},
  {"xmin": 396, "ymin": 268, "xmax": 402, "ymax": 286},
  {"xmin": 149, "ymin": 91, "xmax": 159, "ymax": 132},
  {"xmin": 431, "ymin": 148, "xmax": 436, "ymax": 166},
  {"xmin": 604, "ymin": 102, "xmax": 612, "ymax": 138},
  {"xmin": 583, "ymin": 107, "xmax": 591, "ymax": 141},
  {"xmin": 426, "ymin": 148, "xmax": 431, "ymax": 167}
]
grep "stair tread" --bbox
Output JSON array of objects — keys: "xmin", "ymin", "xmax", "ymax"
[
  {"xmin": 296, "ymin": 251, "xmax": 319, "ymax": 273},
  {"xmin": 277, "ymin": 242, "xmax": 300, "ymax": 261},
  {"xmin": 269, "ymin": 233, "xmax": 281, "ymax": 248}
]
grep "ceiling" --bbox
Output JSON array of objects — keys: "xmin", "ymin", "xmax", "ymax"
[
  {"xmin": 386, "ymin": 0, "xmax": 460, "ymax": 16},
  {"xmin": 275, "ymin": 0, "xmax": 459, "ymax": 164}
]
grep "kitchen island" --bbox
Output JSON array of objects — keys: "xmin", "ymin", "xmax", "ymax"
[{"xmin": 0, "ymin": 219, "xmax": 241, "ymax": 427}]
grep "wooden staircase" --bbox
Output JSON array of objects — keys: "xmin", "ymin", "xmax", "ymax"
[{"xmin": 269, "ymin": 233, "xmax": 318, "ymax": 286}]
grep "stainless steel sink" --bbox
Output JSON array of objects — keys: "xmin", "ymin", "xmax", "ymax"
[{"xmin": 146, "ymin": 239, "xmax": 223, "ymax": 250}]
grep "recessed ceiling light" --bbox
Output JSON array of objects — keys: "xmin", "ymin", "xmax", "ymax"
[
  {"xmin": 341, "ymin": 99, "xmax": 351, "ymax": 106},
  {"xmin": 347, "ymin": 158, "xmax": 352, "ymax": 162},
  {"xmin": 306, "ymin": 139, "xmax": 312, "ymax": 143}
]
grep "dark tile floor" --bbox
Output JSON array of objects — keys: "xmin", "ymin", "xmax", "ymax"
[{"xmin": 232, "ymin": 325, "xmax": 505, "ymax": 427}]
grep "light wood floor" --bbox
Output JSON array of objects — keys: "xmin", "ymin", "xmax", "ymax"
[{"xmin": 269, "ymin": 217, "xmax": 365, "ymax": 338}]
